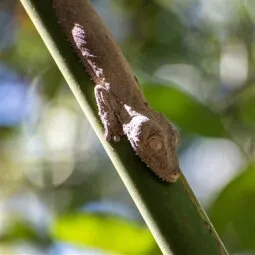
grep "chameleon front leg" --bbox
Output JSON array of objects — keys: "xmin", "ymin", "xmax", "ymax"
[{"xmin": 94, "ymin": 85, "xmax": 123, "ymax": 142}]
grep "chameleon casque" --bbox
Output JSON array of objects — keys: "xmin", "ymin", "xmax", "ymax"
[{"xmin": 53, "ymin": 0, "xmax": 181, "ymax": 182}]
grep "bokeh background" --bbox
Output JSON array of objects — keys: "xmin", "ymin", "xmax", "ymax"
[{"xmin": 0, "ymin": 0, "xmax": 255, "ymax": 254}]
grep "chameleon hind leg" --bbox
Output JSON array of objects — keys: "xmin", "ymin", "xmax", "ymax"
[{"xmin": 94, "ymin": 85, "xmax": 123, "ymax": 142}]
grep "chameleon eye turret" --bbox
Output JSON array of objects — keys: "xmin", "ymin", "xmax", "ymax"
[{"xmin": 148, "ymin": 135, "xmax": 163, "ymax": 151}]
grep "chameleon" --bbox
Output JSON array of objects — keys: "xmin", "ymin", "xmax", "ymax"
[{"xmin": 52, "ymin": 0, "xmax": 181, "ymax": 182}]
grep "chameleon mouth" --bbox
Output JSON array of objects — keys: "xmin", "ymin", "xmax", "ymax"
[
  {"xmin": 164, "ymin": 170, "xmax": 181, "ymax": 183},
  {"xmin": 146, "ymin": 160, "xmax": 181, "ymax": 183}
]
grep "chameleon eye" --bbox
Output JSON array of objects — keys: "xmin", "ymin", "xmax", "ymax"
[{"xmin": 148, "ymin": 136, "xmax": 163, "ymax": 151}]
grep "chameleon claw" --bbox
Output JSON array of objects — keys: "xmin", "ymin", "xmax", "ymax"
[
  {"xmin": 113, "ymin": 135, "xmax": 120, "ymax": 142},
  {"xmin": 104, "ymin": 131, "xmax": 112, "ymax": 142},
  {"xmin": 104, "ymin": 131, "xmax": 121, "ymax": 142}
]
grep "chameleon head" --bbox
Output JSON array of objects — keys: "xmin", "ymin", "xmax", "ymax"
[
  {"xmin": 146, "ymin": 134, "xmax": 180, "ymax": 182},
  {"xmin": 124, "ymin": 113, "xmax": 181, "ymax": 183}
]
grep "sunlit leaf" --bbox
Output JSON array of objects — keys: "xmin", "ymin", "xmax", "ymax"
[
  {"xmin": 50, "ymin": 213, "xmax": 158, "ymax": 255},
  {"xmin": 143, "ymin": 83, "xmax": 228, "ymax": 137}
]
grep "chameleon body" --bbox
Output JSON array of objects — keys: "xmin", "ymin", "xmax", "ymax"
[{"xmin": 53, "ymin": 0, "xmax": 181, "ymax": 182}]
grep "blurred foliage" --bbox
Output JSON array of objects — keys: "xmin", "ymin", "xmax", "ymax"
[
  {"xmin": 0, "ymin": 220, "xmax": 48, "ymax": 245},
  {"xmin": 0, "ymin": 0, "xmax": 254, "ymax": 254},
  {"xmin": 143, "ymin": 82, "xmax": 228, "ymax": 137},
  {"xmin": 51, "ymin": 212, "xmax": 159, "ymax": 255},
  {"xmin": 210, "ymin": 163, "xmax": 255, "ymax": 254}
]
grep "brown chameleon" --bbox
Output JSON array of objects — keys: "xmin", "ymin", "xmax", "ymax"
[{"xmin": 53, "ymin": 0, "xmax": 181, "ymax": 182}]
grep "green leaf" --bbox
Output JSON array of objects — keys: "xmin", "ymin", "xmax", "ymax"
[
  {"xmin": 143, "ymin": 83, "xmax": 228, "ymax": 137},
  {"xmin": 209, "ymin": 164, "xmax": 255, "ymax": 252},
  {"xmin": 237, "ymin": 85, "xmax": 255, "ymax": 125},
  {"xmin": 0, "ymin": 222, "xmax": 41, "ymax": 243},
  {"xmin": 50, "ymin": 213, "xmax": 157, "ymax": 255}
]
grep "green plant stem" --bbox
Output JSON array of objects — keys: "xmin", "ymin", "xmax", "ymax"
[{"xmin": 19, "ymin": 0, "xmax": 229, "ymax": 254}]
